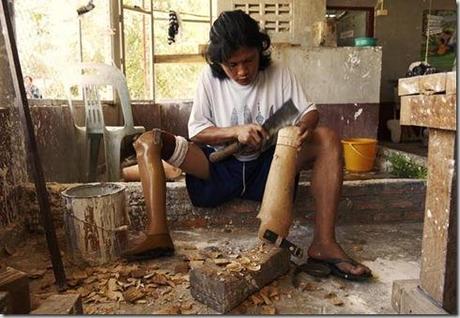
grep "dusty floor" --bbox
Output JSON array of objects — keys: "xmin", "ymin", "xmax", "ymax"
[{"xmin": 1, "ymin": 222, "xmax": 422, "ymax": 314}]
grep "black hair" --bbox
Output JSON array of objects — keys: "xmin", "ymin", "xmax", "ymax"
[{"xmin": 205, "ymin": 10, "xmax": 272, "ymax": 79}]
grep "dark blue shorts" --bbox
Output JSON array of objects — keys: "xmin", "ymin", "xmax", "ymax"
[{"xmin": 185, "ymin": 146, "xmax": 299, "ymax": 208}]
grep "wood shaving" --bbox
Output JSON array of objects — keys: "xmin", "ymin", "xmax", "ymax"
[
  {"xmin": 261, "ymin": 305, "xmax": 277, "ymax": 315},
  {"xmin": 251, "ymin": 294, "xmax": 263, "ymax": 305},
  {"xmin": 331, "ymin": 298, "xmax": 344, "ymax": 306},
  {"xmin": 213, "ymin": 258, "xmax": 231, "ymax": 266}
]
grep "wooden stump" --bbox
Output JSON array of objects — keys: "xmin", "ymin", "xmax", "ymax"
[{"xmin": 62, "ymin": 183, "xmax": 129, "ymax": 265}]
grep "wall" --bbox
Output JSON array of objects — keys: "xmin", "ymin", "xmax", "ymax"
[
  {"xmin": 217, "ymin": 0, "xmax": 326, "ymax": 46},
  {"xmin": 374, "ymin": 0, "xmax": 456, "ymax": 102},
  {"xmin": 0, "ymin": 20, "xmax": 28, "ymax": 228},
  {"xmin": 273, "ymin": 46, "xmax": 382, "ymax": 139},
  {"xmin": 326, "ymin": 0, "xmax": 457, "ymax": 102}
]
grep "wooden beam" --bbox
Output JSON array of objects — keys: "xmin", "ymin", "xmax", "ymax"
[
  {"xmin": 398, "ymin": 73, "xmax": 447, "ymax": 96},
  {"xmin": 154, "ymin": 54, "xmax": 205, "ymax": 64},
  {"xmin": 400, "ymin": 95, "xmax": 456, "ymax": 131},
  {"xmin": 419, "ymin": 129, "xmax": 456, "ymax": 313}
]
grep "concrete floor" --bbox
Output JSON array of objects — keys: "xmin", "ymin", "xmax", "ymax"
[{"xmin": 3, "ymin": 222, "xmax": 423, "ymax": 314}]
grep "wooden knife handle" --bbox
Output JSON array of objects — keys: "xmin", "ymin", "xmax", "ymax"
[{"xmin": 209, "ymin": 142, "xmax": 242, "ymax": 163}]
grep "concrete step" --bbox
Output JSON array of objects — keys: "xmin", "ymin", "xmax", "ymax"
[{"xmin": 21, "ymin": 176, "xmax": 426, "ymax": 232}]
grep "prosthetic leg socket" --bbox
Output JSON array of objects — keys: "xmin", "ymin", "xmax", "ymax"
[{"xmin": 257, "ymin": 126, "xmax": 300, "ymax": 251}]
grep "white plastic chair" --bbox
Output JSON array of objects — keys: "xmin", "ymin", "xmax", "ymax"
[{"xmin": 66, "ymin": 63, "xmax": 145, "ymax": 182}]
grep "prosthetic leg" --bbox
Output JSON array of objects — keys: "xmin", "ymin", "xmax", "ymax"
[
  {"xmin": 257, "ymin": 126, "xmax": 303, "ymax": 257},
  {"xmin": 122, "ymin": 129, "xmax": 188, "ymax": 261}
]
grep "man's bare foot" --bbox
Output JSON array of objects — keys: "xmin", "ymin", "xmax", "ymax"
[
  {"xmin": 122, "ymin": 232, "xmax": 174, "ymax": 261},
  {"xmin": 307, "ymin": 240, "xmax": 371, "ymax": 277}
]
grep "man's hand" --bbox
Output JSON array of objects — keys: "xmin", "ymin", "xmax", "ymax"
[{"xmin": 234, "ymin": 123, "xmax": 269, "ymax": 151}]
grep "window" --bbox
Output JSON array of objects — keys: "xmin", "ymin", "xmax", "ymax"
[
  {"xmin": 120, "ymin": 0, "xmax": 212, "ymax": 101},
  {"xmin": 15, "ymin": 0, "xmax": 112, "ymax": 99}
]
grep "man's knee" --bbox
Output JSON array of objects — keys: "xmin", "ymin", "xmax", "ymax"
[
  {"xmin": 315, "ymin": 127, "xmax": 341, "ymax": 155},
  {"xmin": 134, "ymin": 129, "xmax": 189, "ymax": 167}
]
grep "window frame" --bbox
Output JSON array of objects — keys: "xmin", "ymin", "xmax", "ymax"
[{"xmin": 113, "ymin": 0, "xmax": 213, "ymax": 102}]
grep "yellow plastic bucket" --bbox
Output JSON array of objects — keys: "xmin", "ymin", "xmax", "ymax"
[{"xmin": 341, "ymin": 138, "xmax": 378, "ymax": 172}]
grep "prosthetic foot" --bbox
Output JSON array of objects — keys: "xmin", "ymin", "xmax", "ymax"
[
  {"xmin": 257, "ymin": 126, "xmax": 302, "ymax": 256},
  {"xmin": 123, "ymin": 129, "xmax": 188, "ymax": 261}
]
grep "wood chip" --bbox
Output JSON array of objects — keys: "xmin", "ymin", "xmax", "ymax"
[
  {"xmin": 331, "ymin": 298, "xmax": 344, "ymax": 306},
  {"xmin": 123, "ymin": 287, "xmax": 145, "ymax": 303},
  {"xmin": 259, "ymin": 291, "xmax": 272, "ymax": 305},
  {"xmin": 261, "ymin": 305, "xmax": 277, "ymax": 315},
  {"xmin": 251, "ymin": 294, "xmax": 263, "ymax": 305},
  {"xmin": 213, "ymin": 258, "xmax": 231, "ymax": 266},
  {"xmin": 226, "ymin": 262, "xmax": 243, "ymax": 272},
  {"xmin": 238, "ymin": 256, "xmax": 251, "ymax": 265},
  {"xmin": 324, "ymin": 292, "xmax": 337, "ymax": 299},
  {"xmin": 28, "ymin": 269, "xmax": 47, "ymax": 279},
  {"xmin": 72, "ymin": 270, "xmax": 88, "ymax": 281},
  {"xmin": 189, "ymin": 261, "xmax": 204, "ymax": 268},
  {"xmin": 302, "ymin": 282, "xmax": 319, "ymax": 292},
  {"xmin": 131, "ymin": 269, "xmax": 147, "ymax": 279},
  {"xmin": 153, "ymin": 306, "xmax": 180, "ymax": 314},
  {"xmin": 247, "ymin": 264, "xmax": 261, "ymax": 272},
  {"xmin": 174, "ymin": 262, "xmax": 190, "ymax": 274}
]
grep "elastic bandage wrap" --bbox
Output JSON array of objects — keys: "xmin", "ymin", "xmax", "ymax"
[{"xmin": 167, "ymin": 136, "xmax": 188, "ymax": 167}]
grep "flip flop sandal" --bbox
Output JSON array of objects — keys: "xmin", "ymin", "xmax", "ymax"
[
  {"xmin": 307, "ymin": 257, "xmax": 372, "ymax": 282},
  {"xmin": 292, "ymin": 261, "xmax": 331, "ymax": 287},
  {"xmin": 123, "ymin": 247, "xmax": 174, "ymax": 262}
]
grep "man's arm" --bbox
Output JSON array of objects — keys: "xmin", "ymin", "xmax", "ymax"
[{"xmin": 191, "ymin": 124, "xmax": 269, "ymax": 150}]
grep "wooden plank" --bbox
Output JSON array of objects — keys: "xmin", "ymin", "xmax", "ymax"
[
  {"xmin": 392, "ymin": 279, "xmax": 419, "ymax": 312},
  {"xmin": 400, "ymin": 95, "xmax": 456, "ymax": 130},
  {"xmin": 398, "ymin": 73, "xmax": 447, "ymax": 96},
  {"xmin": 400, "ymin": 284, "xmax": 448, "ymax": 314},
  {"xmin": 0, "ymin": 267, "xmax": 30, "ymax": 314},
  {"xmin": 446, "ymin": 71, "xmax": 456, "ymax": 95},
  {"xmin": 154, "ymin": 54, "xmax": 205, "ymax": 64},
  {"xmin": 419, "ymin": 129, "xmax": 456, "ymax": 312},
  {"xmin": 30, "ymin": 294, "xmax": 83, "ymax": 314},
  {"xmin": 391, "ymin": 279, "xmax": 448, "ymax": 314}
]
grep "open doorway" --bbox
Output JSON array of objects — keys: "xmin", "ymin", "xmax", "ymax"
[{"xmin": 326, "ymin": 6, "xmax": 374, "ymax": 47}]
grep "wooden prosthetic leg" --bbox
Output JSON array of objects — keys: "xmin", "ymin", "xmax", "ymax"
[
  {"xmin": 257, "ymin": 127, "xmax": 300, "ymax": 253},
  {"xmin": 122, "ymin": 130, "xmax": 174, "ymax": 261}
]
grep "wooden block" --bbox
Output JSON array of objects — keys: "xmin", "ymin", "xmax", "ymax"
[
  {"xmin": 400, "ymin": 95, "xmax": 456, "ymax": 130},
  {"xmin": 392, "ymin": 279, "xmax": 448, "ymax": 314},
  {"xmin": 398, "ymin": 73, "xmax": 447, "ymax": 96},
  {"xmin": 446, "ymin": 71, "xmax": 456, "ymax": 95},
  {"xmin": 420, "ymin": 129, "xmax": 456, "ymax": 312},
  {"xmin": 0, "ymin": 291, "xmax": 9, "ymax": 314},
  {"xmin": 190, "ymin": 245, "xmax": 290, "ymax": 313},
  {"xmin": 30, "ymin": 294, "xmax": 83, "ymax": 315},
  {"xmin": 0, "ymin": 267, "xmax": 30, "ymax": 314}
]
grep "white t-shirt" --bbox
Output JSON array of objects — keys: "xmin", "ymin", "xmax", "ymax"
[{"xmin": 188, "ymin": 62, "xmax": 317, "ymax": 161}]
